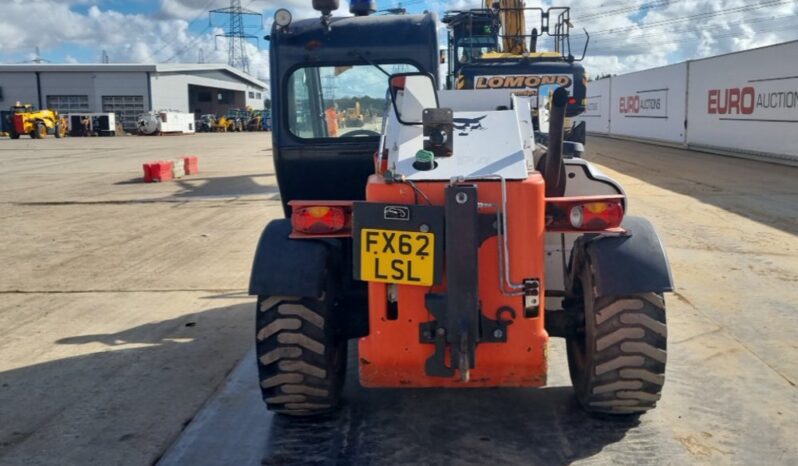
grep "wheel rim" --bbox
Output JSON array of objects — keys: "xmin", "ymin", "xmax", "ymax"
[{"xmin": 566, "ymin": 272, "xmax": 593, "ymax": 397}]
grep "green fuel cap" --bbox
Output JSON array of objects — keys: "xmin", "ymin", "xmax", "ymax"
[{"xmin": 414, "ymin": 149, "xmax": 435, "ymax": 171}]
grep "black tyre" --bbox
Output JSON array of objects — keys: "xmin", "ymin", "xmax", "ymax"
[
  {"xmin": 34, "ymin": 122, "xmax": 47, "ymax": 139},
  {"xmin": 566, "ymin": 264, "xmax": 667, "ymax": 415},
  {"xmin": 55, "ymin": 122, "xmax": 65, "ymax": 138},
  {"xmin": 255, "ymin": 287, "xmax": 347, "ymax": 416},
  {"xmin": 9, "ymin": 131, "xmax": 20, "ymax": 140}
]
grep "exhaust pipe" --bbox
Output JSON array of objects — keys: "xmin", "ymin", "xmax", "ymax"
[{"xmin": 543, "ymin": 87, "xmax": 568, "ymax": 197}]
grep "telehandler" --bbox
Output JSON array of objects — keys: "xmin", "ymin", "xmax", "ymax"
[
  {"xmin": 249, "ymin": 1, "xmax": 672, "ymax": 417},
  {"xmin": 8, "ymin": 102, "xmax": 66, "ymax": 139}
]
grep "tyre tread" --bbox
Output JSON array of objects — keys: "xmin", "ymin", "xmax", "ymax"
[
  {"xmin": 587, "ymin": 294, "xmax": 666, "ymax": 413},
  {"xmin": 568, "ymin": 271, "xmax": 668, "ymax": 415},
  {"xmin": 256, "ymin": 295, "xmax": 345, "ymax": 416}
]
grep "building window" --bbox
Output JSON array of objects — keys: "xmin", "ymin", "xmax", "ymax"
[
  {"xmin": 46, "ymin": 95, "xmax": 89, "ymax": 113},
  {"xmin": 102, "ymin": 95, "xmax": 144, "ymax": 130},
  {"xmin": 248, "ymin": 91, "xmax": 255, "ymax": 98},
  {"xmin": 198, "ymin": 92, "xmax": 211, "ymax": 102},
  {"xmin": 217, "ymin": 91, "xmax": 232, "ymax": 104},
  {"xmin": 0, "ymin": 86, "xmax": 4, "ymax": 101},
  {"xmin": 256, "ymin": 92, "xmax": 262, "ymax": 99}
]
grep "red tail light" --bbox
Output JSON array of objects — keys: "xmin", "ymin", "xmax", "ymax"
[
  {"xmin": 293, "ymin": 206, "xmax": 344, "ymax": 233},
  {"xmin": 390, "ymin": 75, "xmax": 406, "ymax": 89},
  {"xmin": 568, "ymin": 97, "xmax": 577, "ymax": 106},
  {"xmin": 289, "ymin": 201, "xmax": 353, "ymax": 238},
  {"xmin": 546, "ymin": 195, "xmax": 625, "ymax": 232}
]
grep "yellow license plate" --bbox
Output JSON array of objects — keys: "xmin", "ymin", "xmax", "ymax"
[{"xmin": 360, "ymin": 228, "xmax": 434, "ymax": 286}]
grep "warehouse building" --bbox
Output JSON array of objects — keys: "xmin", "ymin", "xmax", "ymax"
[{"xmin": 0, "ymin": 64, "xmax": 268, "ymax": 130}]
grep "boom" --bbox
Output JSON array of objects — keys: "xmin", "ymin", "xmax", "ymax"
[{"xmin": 489, "ymin": 0, "xmax": 527, "ymax": 54}]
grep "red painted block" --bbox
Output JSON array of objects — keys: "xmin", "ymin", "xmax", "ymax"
[
  {"xmin": 183, "ymin": 156, "xmax": 199, "ymax": 175},
  {"xmin": 143, "ymin": 160, "xmax": 174, "ymax": 182},
  {"xmin": 143, "ymin": 163, "xmax": 154, "ymax": 182}
]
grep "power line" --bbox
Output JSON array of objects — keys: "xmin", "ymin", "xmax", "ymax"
[
  {"xmin": 576, "ymin": 0, "xmax": 686, "ymax": 22},
  {"xmin": 586, "ymin": 13, "xmax": 798, "ymax": 46},
  {"xmin": 576, "ymin": 0, "xmax": 652, "ymax": 18},
  {"xmin": 580, "ymin": 0, "xmax": 791, "ymax": 37},
  {"xmin": 587, "ymin": 19, "xmax": 798, "ymax": 54},
  {"xmin": 148, "ymin": 0, "xmax": 219, "ymax": 62},
  {"xmin": 162, "ymin": 22, "xmax": 217, "ymax": 63}
]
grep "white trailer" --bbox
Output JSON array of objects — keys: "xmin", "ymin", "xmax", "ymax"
[
  {"xmin": 137, "ymin": 111, "xmax": 196, "ymax": 135},
  {"xmin": 65, "ymin": 113, "xmax": 117, "ymax": 136}
]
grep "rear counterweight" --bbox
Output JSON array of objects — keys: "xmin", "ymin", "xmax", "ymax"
[{"xmin": 358, "ymin": 174, "xmax": 549, "ymax": 387}]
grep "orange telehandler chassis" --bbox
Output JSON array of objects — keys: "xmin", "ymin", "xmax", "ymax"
[{"xmin": 359, "ymin": 176, "xmax": 548, "ymax": 387}]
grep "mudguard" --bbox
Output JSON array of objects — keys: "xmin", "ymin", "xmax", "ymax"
[
  {"xmin": 248, "ymin": 219, "xmax": 338, "ymax": 298},
  {"xmin": 570, "ymin": 216, "xmax": 674, "ymax": 297}
]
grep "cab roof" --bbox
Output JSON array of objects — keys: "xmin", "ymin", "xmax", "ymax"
[{"xmin": 270, "ymin": 13, "xmax": 439, "ymax": 81}]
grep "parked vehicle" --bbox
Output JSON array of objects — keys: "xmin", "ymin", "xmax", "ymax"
[
  {"xmin": 7, "ymin": 102, "xmax": 66, "ymax": 139},
  {"xmin": 196, "ymin": 114, "xmax": 217, "ymax": 132},
  {"xmin": 137, "ymin": 111, "xmax": 196, "ymax": 135},
  {"xmin": 248, "ymin": 2, "xmax": 672, "ymax": 418},
  {"xmin": 66, "ymin": 113, "xmax": 116, "ymax": 136}
]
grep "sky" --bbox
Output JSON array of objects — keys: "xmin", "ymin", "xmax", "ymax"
[{"xmin": 1, "ymin": 0, "xmax": 797, "ymax": 88}]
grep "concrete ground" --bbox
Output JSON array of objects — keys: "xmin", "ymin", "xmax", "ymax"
[
  {"xmin": 1, "ymin": 133, "xmax": 797, "ymax": 465},
  {"xmin": 0, "ymin": 133, "xmax": 278, "ymax": 465}
]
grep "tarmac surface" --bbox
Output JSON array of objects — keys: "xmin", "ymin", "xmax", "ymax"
[{"xmin": 1, "ymin": 132, "xmax": 797, "ymax": 465}]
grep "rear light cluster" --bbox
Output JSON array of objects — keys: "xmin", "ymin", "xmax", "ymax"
[
  {"xmin": 289, "ymin": 201, "xmax": 353, "ymax": 238},
  {"xmin": 293, "ymin": 206, "xmax": 345, "ymax": 233},
  {"xmin": 390, "ymin": 75, "xmax": 406, "ymax": 89},
  {"xmin": 546, "ymin": 196, "xmax": 625, "ymax": 232}
]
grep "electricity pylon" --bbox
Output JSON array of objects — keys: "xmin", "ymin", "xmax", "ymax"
[{"xmin": 209, "ymin": 0, "xmax": 262, "ymax": 74}]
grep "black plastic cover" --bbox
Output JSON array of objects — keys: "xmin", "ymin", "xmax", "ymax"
[
  {"xmin": 577, "ymin": 216, "xmax": 674, "ymax": 297},
  {"xmin": 248, "ymin": 219, "xmax": 334, "ymax": 298}
]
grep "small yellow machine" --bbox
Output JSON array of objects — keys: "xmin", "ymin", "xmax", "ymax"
[
  {"xmin": 212, "ymin": 115, "xmax": 234, "ymax": 132},
  {"xmin": 342, "ymin": 101, "xmax": 364, "ymax": 128},
  {"xmin": 8, "ymin": 102, "xmax": 66, "ymax": 139}
]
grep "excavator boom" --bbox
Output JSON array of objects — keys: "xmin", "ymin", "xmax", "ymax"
[{"xmin": 487, "ymin": 0, "xmax": 527, "ymax": 54}]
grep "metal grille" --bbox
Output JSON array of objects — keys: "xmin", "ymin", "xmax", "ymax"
[
  {"xmin": 46, "ymin": 95, "xmax": 89, "ymax": 113},
  {"xmin": 102, "ymin": 95, "xmax": 144, "ymax": 130}
]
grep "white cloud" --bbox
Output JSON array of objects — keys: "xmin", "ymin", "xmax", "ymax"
[
  {"xmin": 573, "ymin": 0, "xmax": 798, "ymax": 75},
  {"xmin": 1, "ymin": 0, "xmax": 796, "ymax": 82}
]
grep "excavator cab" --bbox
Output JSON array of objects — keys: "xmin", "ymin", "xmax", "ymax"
[{"xmin": 445, "ymin": 11, "xmax": 497, "ymax": 70}]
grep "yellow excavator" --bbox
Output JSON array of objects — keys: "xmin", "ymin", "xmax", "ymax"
[
  {"xmin": 443, "ymin": 1, "xmax": 588, "ymax": 144},
  {"xmin": 7, "ymin": 102, "xmax": 67, "ymax": 139}
]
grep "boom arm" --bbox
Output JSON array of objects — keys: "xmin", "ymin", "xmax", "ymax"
[{"xmin": 486, "ymin": 0, "xmax": 527, "ymax": 54}]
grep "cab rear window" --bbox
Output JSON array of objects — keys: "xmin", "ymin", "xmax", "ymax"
[{"xmin": 286, "ymin": 64, "xmax": 420, "ymax": 139}]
